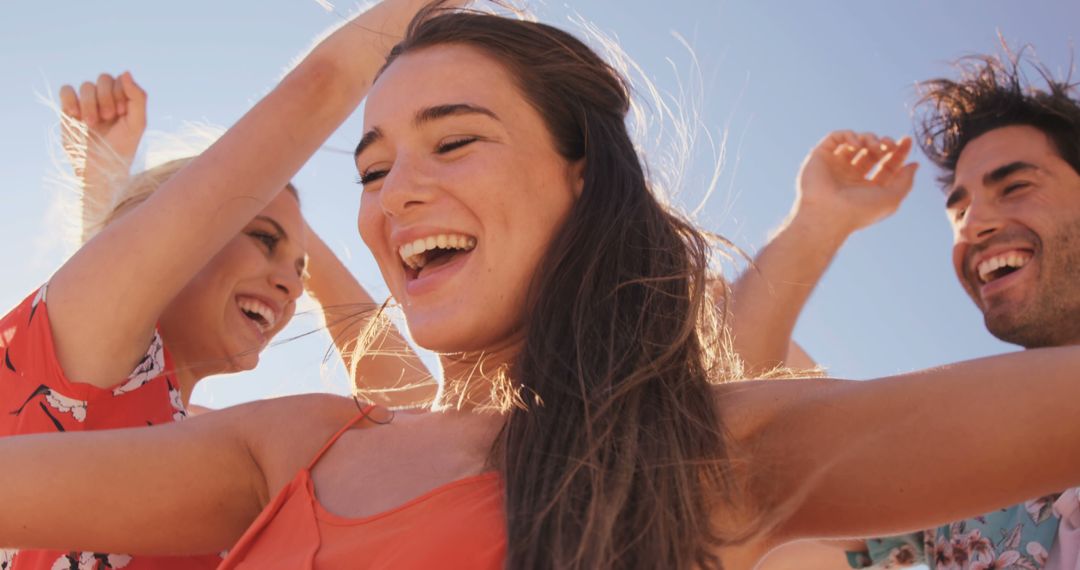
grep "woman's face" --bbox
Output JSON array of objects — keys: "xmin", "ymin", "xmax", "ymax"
[
  {"xmin": 158, "ymin": 190, "xmax": 306, "ymax": 374},
  {"xmin": 357, "ymin": 45, "xmax": 580, "ymax": 354}
]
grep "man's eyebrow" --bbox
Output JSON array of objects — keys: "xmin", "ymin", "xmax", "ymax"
[
  {"xmin": 354, "ymin": 127, "xmax": 384, "ymax": 160},
  {"xmin": 414, "ymin": 103, "xmax": 499, "ymax": 126},
  {"xmin": 984, "ymin": 161, "xmax": 1039, "ymax": 186},
  {"xmin": 945, "ymin": 187, "xmax": 967, "ymax": 209}
]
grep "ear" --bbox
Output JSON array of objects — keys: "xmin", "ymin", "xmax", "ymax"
[{"xmin": 568, "ymin": 158, "xmax": 586, "ymax": 197}]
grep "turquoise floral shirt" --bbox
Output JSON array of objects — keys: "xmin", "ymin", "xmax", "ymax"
[{"xmin": 847, "ymin": 494, "xmax": 1061, "ymax": 569}]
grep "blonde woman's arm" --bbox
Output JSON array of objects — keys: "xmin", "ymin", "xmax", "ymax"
[
  {"xmin": 303, "ymin": 223, "xmax": 437, "ymax": 407},
  {"xmin": 47, "ymin": 0, "xmax": 458, "ymax": 389},
  {"xmin": 59, "ymin": 72, "xmax": 148, "ymax": 244}
]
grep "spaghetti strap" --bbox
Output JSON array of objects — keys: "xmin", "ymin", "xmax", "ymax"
[{"xmin": 306, "ymin": 404, "xmax": 378, "ymax": 471}]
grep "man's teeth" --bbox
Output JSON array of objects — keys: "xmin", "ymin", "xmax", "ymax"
[
  {"xmin": 977, "ymin": 252, "xmax": 1032, "ymax": 283},
  {"xmin": 398, "ymin": 233, "xmax": 477, "ymax": 269},
  {"xmin": 238, "ymin": 298, "xmax": 277, "ymax": 331}
]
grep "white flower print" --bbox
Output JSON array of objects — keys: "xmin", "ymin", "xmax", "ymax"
[
  {"xmin": 51, "ymin": 551, "xmax": 131, "ymax": 570},
  {"xmin": 44, "ymin": 390, "xmax": 87, "ymax": 422},
  {"xmin": 1025, "ymin": 495, "xmax": 1058, "ymax": 525},
  {"xmin": 111, "ymin": 333, "xmax": 165, "ymax": 396},
  {"xmin": 1025, "ymin": 541, "xmax": 1049, "ymax": 566},
  {"xmin": 0, "ymin": 549, "xmax": 16, "ymax": 569}
]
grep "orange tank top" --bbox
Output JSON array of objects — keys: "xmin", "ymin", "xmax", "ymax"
[{"xmin": 219, "ymin": 407, "xmax": 506, "ymax": 569}]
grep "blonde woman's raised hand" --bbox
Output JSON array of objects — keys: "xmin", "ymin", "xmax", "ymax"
[
  {"xmin": 794, "ymin": 130, "xmax": 919, "ymax": 238},
  {"xmin": 59, "ymin": 72, "xmax": 148, "ymax": 242}
]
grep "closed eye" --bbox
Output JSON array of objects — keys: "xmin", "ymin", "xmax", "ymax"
[
  {"xmin": 437, "ymin": 136, "xmax": 478, "ymax": 154},
  {"xmin": 249, "ymin": 231, "xmax": 280, "ymax": 252},
  {"xmin": 1002, "ymin": 181, "xmax": 1031, "ymax": 195},
  {"xmin": 358, "ymin": 169, "xmax": 389, "ymax": 187}
]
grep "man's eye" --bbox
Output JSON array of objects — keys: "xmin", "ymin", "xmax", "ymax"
[
  {"xmin": 1003, "ymin": 182, "xmax": 1030, "ymax": 195},
  {"xmin": 436, "ymin": 137, "xmax": 478, "ymax": 154}
]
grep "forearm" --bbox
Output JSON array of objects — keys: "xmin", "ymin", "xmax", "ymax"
[
  {"xmin": 729, "ymin": 214, "xmax": 847, "ymax": 375},
  {"xmin": 78, "ymin": 149, "xmax": 132, "ymax": 243},
  {"xmin": 304, "ymin": 231, "xmax": 436, "ymax": 407},
  {"xmin": 757, "ymin": 347, "xmax": 1080, "ymax": 542}
]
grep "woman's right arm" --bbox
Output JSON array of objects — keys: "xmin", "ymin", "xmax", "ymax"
[{"xmin": 47, "ymin": 0, "xmax": 451, "ymax": 388}]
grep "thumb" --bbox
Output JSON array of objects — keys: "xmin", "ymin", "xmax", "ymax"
[
  {"xmin": 888, "ymin": 162, "xmax": 919, "ymax": 198},
  {"xmin": 119, "ymin": 72, "xmax": 148, "ymax": 129}
]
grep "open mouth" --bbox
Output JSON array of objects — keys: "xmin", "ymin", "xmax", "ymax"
[
  {"xmin": 975, "ymin": 250, "xmax": 1033, "ymax": 285},
  {"xmin": 398, "ymin": 233, "xmax": 477, "ymax": 280},
  {"xmin": 237, "ymin": 296, "xmax": 278, "ymax": 334}
]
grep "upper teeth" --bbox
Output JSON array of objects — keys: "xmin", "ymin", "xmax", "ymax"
[
  {"xmin": 238, "ymin": 297, "xmax": 277, "ymax": 332},
  {"xmin": 977, "ymin": 252, "xmax": 1032, "ymax": 283},
  {"xmin": 398, "ymin": 233, "xmax": 477, "ymax": 269}
]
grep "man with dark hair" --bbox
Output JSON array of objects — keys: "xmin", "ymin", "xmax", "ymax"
[
  {"xmin": 749, "ymin": 50, "xmax": 1080, "ymax": 569},
  {"xmin": 842, "ymin": 51, "xmax": 1080, "ymax": 570}
]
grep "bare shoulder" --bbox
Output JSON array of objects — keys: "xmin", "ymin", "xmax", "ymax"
[
  {"xmin": 711, "ymin": 377, "xmax": 848, "ymax": 444},
  {"xmin": 207, "ymin": 393, "xmax": 364, "ymax": 495}
]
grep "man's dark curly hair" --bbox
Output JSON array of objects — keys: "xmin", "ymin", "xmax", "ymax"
[{"xmin": 915, "ymin": 48, "xmax": 1080, "ymax": 186}]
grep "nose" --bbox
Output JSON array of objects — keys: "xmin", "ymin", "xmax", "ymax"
[
  {"xmin": 270, "ymin": 263, "xmax": 303, "ymax": 302},
  {"xmin": 955, "ymin": 197, "xmax": 1003, "ymax": 244},
  {"xmin": 378, "ymin": 154, "xmax": 436, "ymax": 217}
]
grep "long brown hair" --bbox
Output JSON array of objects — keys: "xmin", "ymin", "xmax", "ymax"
[{"xmin": 384, "ymin": 8, "xmax": 741, "ymax": 568}]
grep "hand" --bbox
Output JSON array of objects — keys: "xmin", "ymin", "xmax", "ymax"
[
  {"xmin": 793, "ymin": 130, "xmax": 919, "ymax": 238},
  {"xmin": 59, "ymin": 72, "xmax": 147, "ymax": 182}
]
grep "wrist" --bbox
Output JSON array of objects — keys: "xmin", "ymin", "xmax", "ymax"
[{"xmin": 775, "ymin": 207, "xmax": 852, "ymax": 253}]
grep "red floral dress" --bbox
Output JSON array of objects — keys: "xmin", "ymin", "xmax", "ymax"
[{"xmin": 0, "ymin": 286, "xmax": 222, "ymax": 569}]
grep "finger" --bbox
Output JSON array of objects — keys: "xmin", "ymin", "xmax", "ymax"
[
  {"xmin": 96, "ymin": 74, "xmax": 117, "ymax": 122},
  {"xmin": 885, "ymin": 162, "xmax": 919, "ymax": 197},
  {"xmin": 119, "ymin": 72, "xmax": 147, "ymax": 129},
  {"xmin": 113, "ymin": 76, "xmax": 128, "ymax": 117},
  {"xmin": 870, "ymin": 137, "xmax": 914, "ymax": 184},
  {"xmin": 78, "ymin": 82, "xmax": 100, "ymax": 127},
  {"xmin": 851, "ymin": 133, "xmax": 886, "ymax": 176},
  {"xmin": 59, "ymin": 85, "xmax": 81, "ymax": 119},
  {"xmin": 834, "ymin": 143, "xmax": 860, "ymax": 163},
  {"xmin": 819, "ymin": 130, "xmax": 857, "ymax": 154}
]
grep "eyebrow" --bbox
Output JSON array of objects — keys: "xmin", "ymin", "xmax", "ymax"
[
  {"xmin": 945, "ymin": 161, "xmax": 1041, "ymax": 209},
  {"xmin": 353, "ymin": 103, "xmax": 500, "ymax": 160},
  {"xmin": 984, "ymin": 161, "xmax": 1039, "ymax": 186},
  {"xmin": 254, "ymin": 215, "xmax": 307, "ymax": 274},
  {"xmin": 944, "ymin": 187, "xmax": 967, "ymax": 209},
  {"xmin": 254, "ymin": 215, "xmax": 287, "ymax": 239}
]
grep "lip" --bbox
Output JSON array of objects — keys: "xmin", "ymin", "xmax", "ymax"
[
  {"xmin": 972, "ymin": 251, "xmax": 1036, "ymax": 303},
  {"xmin": 404, "ymin": 246, "xmax": 474, "ymax": 297},
  {"xmin": 234, "ymin": 293, "xmax": 284, "ymax": 339},
  {"xmin": 967, "ymin": 245, "xmax": 1035, "ymax": 279}
]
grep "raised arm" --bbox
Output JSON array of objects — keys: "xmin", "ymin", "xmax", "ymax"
[
  {"xmin": 721, "ymin": 346, "xmax": 1080, "ymax": 553},
  {"xmin": 728, "ymin": 131, "xmax": 918, "ymax": 375},
  {"xmin": 303, "ymin": 223, "xmax": 438, "ymax": 407},
  {"xmin": 59, "ymin": 72, "xmax": 147, "ymax": 243},
  {"xmin": 47, "ymin": 0, "xmax": 453, "ymax": 389}
]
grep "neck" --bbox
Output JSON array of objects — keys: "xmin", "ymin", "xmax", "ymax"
[
  {"xmin": 435, "ymin": 337, "xmax": 523, "ymax": 412},
  {"xmin": 171, "ymin": 360, "xmax": 206, "ymax": 408}
]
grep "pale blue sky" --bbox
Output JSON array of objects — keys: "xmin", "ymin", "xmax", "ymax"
[{"xmin": 0, "ymin": 1, "xmax": 1075, "ymax": 410}]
